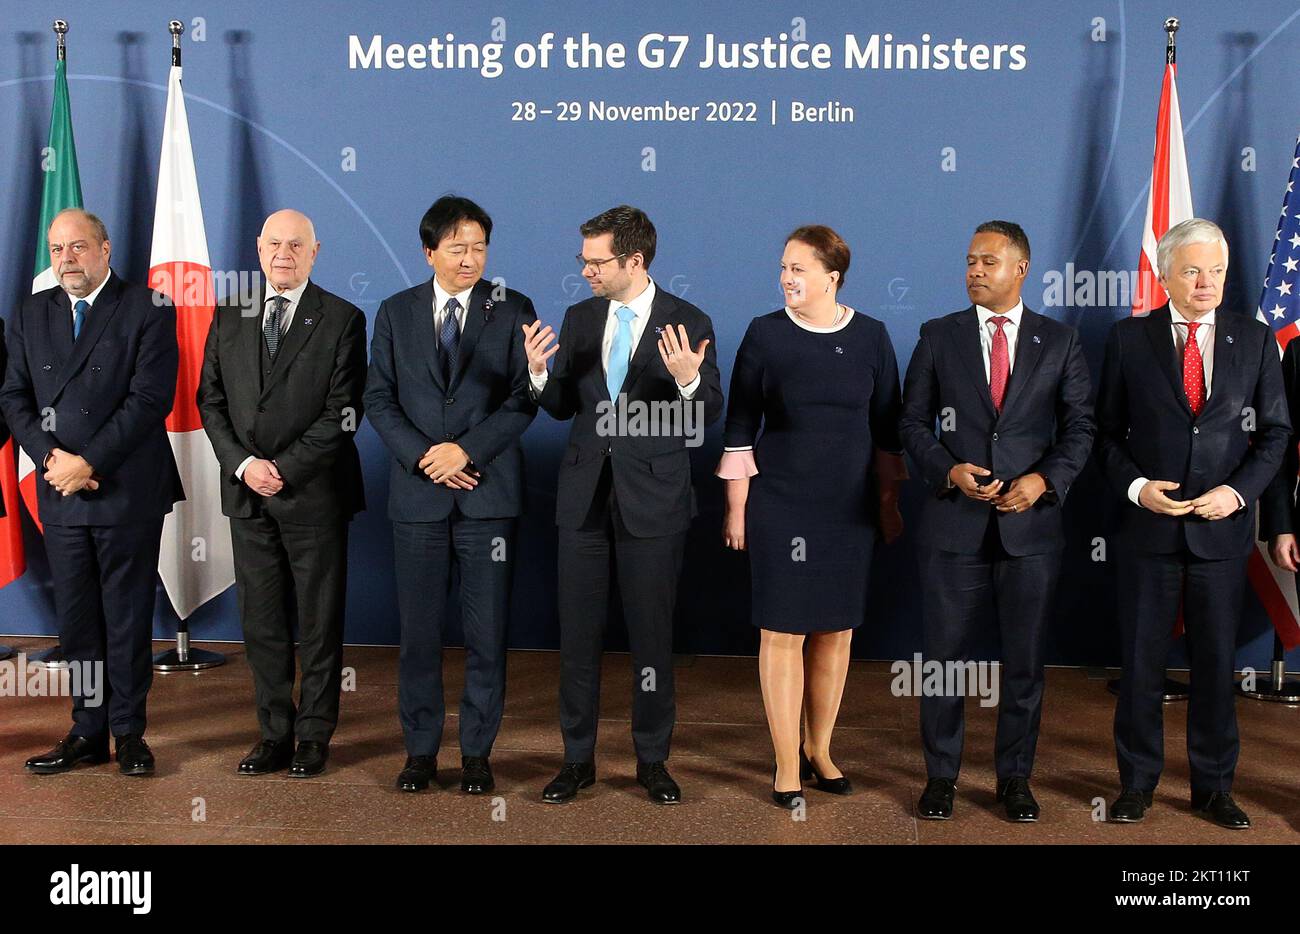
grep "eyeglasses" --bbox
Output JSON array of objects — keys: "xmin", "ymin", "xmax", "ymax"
[{"xmin": 575, "ymin": 253, "xmax": 626, "ymax": 272}]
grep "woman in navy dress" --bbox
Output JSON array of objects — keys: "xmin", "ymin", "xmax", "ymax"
[{"xmin": 716, "ymin": 225, "xmax": 905, "ymax": 807}]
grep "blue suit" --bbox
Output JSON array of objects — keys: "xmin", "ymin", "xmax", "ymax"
[
  {"xmin": 0, "ymin": 271, "xmax": 183, "ymax": 739},
  {"xmin": 364, "ymin": 276, "xmax": 536, "ymax": 758}
]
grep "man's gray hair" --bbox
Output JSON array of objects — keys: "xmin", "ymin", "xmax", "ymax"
[
  {"xmin": 48, "ymin": 208, "xmax": 109, "ymax": 245},
  {"xmin": 1157, "ymin": 218, "xmax": 1228, "ymax": 278}
]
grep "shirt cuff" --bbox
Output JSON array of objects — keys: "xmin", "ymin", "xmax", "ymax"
[
  {"xmin": 677, "ymin": 373, "xmax": 701, "ymax": 399},
  {"xmin": 1227, "ymin": 486, "xmax": 1246, "ymax": 510},
  {"xmin": 529, "ymin": 370, "xmax": 548, "ymax": 394},
  {"xmin": 1127, "ymin": 477, "xmax": 1148, "ymax": 506},
  {"xmin": 716, "ymin": 449, "xmax": 758, "ymax": 480},
  {"xmin": 235, "ymin": 455, "xmax": 256, "ymax": 481}
]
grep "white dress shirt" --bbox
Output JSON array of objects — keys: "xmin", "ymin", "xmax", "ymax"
[
  {"xmin": 529, "ymin": 278, "xmax": 701, "ymax": 399},
  {"xmin": 65, "ymin": 269, "xmax": 113, "ymax": 327},
  {"xmin": 433, "ymin": 278, "xmax": 473, "ymax": 341},
  {"xmin": 1125, "ymin": 306, "xmax": 1242, "ymax": 510},
  {"xmin": 234, "ymin": 280, "xmax": 311, "ymax": 481},
  {"xmin": 975, "ymin": 300, "xmax": 1024, "ymax": 381}
]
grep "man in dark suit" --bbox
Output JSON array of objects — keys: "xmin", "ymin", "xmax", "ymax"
[
  {"xmin": 1097, "ymin": 218, "xmax": 1289, "ymax": 829},
  {"xmin": 197, "ymin": 209, "xmax": 367, "ymax": 778},
  {"xmin": 899, "ymin": 221, "xmax": 1095, "ymax": 822},
  {"xmin": 1, "ymin": 208, "xmax": 183, "ymax": 776},
  {"xmin": 365, "ymin": 196, "xmax": 537, "ymax": 795},
  {"xmin": 523, "ymin": 205, "xmax": 724, "ymax": 804}
]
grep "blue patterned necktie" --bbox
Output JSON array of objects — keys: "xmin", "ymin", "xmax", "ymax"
[
  {"xmin": 440, "ymin": 297, "xmax": 461, "ymax": 382},
  {"xmin": 72, "ymin": 299, "xmax": 88, "ymax": 341},
  {"xmin": 264, "ymin": 295, "xmax": 287, "ymax": 358},
  {"xmin": 606, "ymin": 305, "xmax": 636, "ymax": 400}
]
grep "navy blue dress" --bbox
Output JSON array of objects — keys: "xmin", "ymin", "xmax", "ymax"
[{"xmin": 720, "ymin": 309, "xmax": 902, "ymax": 633}]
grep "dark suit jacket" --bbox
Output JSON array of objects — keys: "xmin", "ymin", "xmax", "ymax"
[
  {"xmin": 1096, "ymin": 304, "xmax": 1289, "ymax": 558},
  {"xmin": 197, "ymin": 280, "xmax": 367, "ymax": 525},
  {"xmin": 1255, "ymin": 336, "xmax": 1300, "ymax": 541},
  {"xmin": 364, "ymin": 277, "xmax": 537, "ymax": 521},
  {"xmin": 0, "ymin": 271, "xmax": 183, "ymax": 525},
  {"xmin": 899, "ymin": 306, "xmax": 1095, "ymax": 556},
  {"xmin": 536, "ymin": 285, "xmax": 724, "ymax": 538},
  {"xmin": 0, "ymin": 319, "xmax": 9, "ymax": 518}
]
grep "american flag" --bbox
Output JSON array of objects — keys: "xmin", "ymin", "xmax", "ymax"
[{"xmin": 1251, "ymin": 132, "xmax": 1300, "ymax": 650}]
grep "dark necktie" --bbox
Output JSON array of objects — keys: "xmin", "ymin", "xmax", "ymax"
[
  {"xmin": 989, "ymin": 315, "xmax": 1010, "ymax": 412},
  {"xmin": 1183, "ymin": 320, "xmax": 1205, "ymax": 415},
  {"xmin": 264, "ymin": 295, "xmax": 288, "ymax": 358},
  {"xmin": 73, "ymin": 299, "xmax": 88, "ymax": 341},
  {"xmin": 440, "ymin": 297, "xmax": 461, "ymax": 382}
]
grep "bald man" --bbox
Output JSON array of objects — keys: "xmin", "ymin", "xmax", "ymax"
[
  {"xmin": 197, "ymin": 209, "xmax": 368, "ymax": 778},
  {"xmin": 0, "ymin": 209, "xmax": 183, "ymax": 776}
]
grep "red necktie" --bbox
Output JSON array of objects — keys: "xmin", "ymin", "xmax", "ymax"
[
  {"xmin": 1183, "ymin": 320, "xmax": 1205, "ymax": 416},
  {"xmin": 989, "ymin": 315, "xmax": 1010, "ymax": 412}
]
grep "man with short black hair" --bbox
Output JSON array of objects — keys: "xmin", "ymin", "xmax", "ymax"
[
  {"xmin": 523, "ymin": 205, "xmax": 724, "ymax": 804},
  {"xmin": 900, "ymin": 220, "xmax": 1094, "ymax": 822},
  {"xmin": 366, "ymin": 195, "xmax": 538, "ymax": 795}
]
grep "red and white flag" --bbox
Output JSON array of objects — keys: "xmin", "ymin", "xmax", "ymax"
[
  {"xmin": 1133, "ymin": 60, "xmax": 1193, "ymax": 315},
  {"xmin": 149, "ymin": 61, "xmax": 234, "ymax": 618}
]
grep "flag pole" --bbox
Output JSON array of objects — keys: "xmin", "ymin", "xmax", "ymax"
[
  {"xmin": 1106, "ymin": 16, "xmax": 1190, "ymax": 703},
  {"xmin": 151, "ymin": 19, "xmax": 225, "ymax": 673},
  {"xmin": 28, "ymin": 18, "xmax": 76, "ymax": 671}
]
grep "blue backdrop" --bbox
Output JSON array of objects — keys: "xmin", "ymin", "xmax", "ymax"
[{"xmin": 2, "ymin": 0, "xmax": 1300, "ymax": 671}]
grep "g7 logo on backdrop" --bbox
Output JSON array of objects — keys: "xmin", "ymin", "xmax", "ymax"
[{"xmin": 888, "ymin": 278, "xmax": 910, "ymax": 304}]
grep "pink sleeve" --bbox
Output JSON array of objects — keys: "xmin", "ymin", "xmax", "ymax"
[{"xmin": 715, "ymin": 450, "xmax": 758, "ymax": 480}]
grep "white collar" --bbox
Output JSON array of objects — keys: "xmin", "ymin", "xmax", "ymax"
[
  {"xmin": 975, "ymin": 299, "xmax": 1024, "ymax": 326},
  {"xmin": 1170, "ymin": 304, "xmax": 1216, "ymax": 327},
  {"xmin": 266, "ymin": 279, "xmax": 309, "ymax": 308},
  {"xmin": 433, "ymin": 277, "xmax": 477, "ymax": 314},
  {"xmin": 66, "ymin": 269, "xmax": 112, "ymax": 307},
  {"xmin": 610, "ymin": 277, "xmax": 656, "ymax": 319}
]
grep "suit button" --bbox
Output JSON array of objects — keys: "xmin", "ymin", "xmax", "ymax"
[
  {"xmin": 444, "ymin": 432, "xmax": 455, "ymax": 440},
  {"xmin": 1192, "ymin": 426, "xmax": 1200, "ymax": 435},
  {"xmin": 42, "ymin": 364, "xmax": 51, "ymax": 371},
  {"xmin": 247, "ymin": 432, "xmax": 254, "ymax": 443},
  {"xmin": 257, "ymin": 405, "xmax": 266, "ymax": 414},
  {"xmin": 91, "ymin": 366, "xmax": 101, "ymax": 372},
  {"xmin": 80, "ymin": 409, "xmax": 88, "ymax": 416},
  {"xmin": 992, "ymin": 432, "xmax": 999, "ymax": 442},
  {"xmin": 603, "ymin": 446, "xmax": 612, "ymax": 456},
  {"xmin": 445, "ymin": 398, "xmax": 454, "ymax": 405}
]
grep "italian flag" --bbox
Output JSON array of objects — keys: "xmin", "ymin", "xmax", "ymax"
[
  {"xmin": 0, "ymin": 53, "xmax": 83, "ymax": 589},
  {"xmin": 148, "ymin": 61, "xmax": 234, "ymax": 618}
]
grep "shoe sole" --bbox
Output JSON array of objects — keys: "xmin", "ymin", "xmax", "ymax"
[
  {"xmin": 542, "ymin": 776, "xmax": 595, "ymax": 803},
  {"xmin": 288, "ymin": 769, "xmax": 326, "ymax": 779},
  {"xmin": 1108, "ymin": 815, "xmax": 1144, "ymax": 823},
  {"xmin": 119, "ymin": 766, "xmax": 155, "ymax": 777},
  {"xmin": 917, "ymin": 812, "xmax": 952, "ymax": 821},
  {"xmin": 462, "ymin": 784, "xmax": 495, "ymax": 795},
  {"xmin": 25, "ymin": 756, "xmax": 109, "ymax": 775}
]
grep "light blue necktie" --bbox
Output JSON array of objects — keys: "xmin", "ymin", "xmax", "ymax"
[
  {"xmin": 72, "ymin": 299, "xmax": 88, "ymax": 341},
  {"xmin": 606, "ymin": 305, "xmax": 636, "ymax": 400}
]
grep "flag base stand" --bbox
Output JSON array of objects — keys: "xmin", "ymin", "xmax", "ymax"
[
  {"xmin": 1237, "ymin": 637, "xmax": 1300, "ymax": 703},
  {"xmin": 153, "ymin": 630, "xmax": 225, "ymax": 672},
  {"xmin": 28, "ymin": 645, "xmax": 69, "ymax": 669},
  {"xmin": 1106, "ymin": 675, "xmax": 1190, "ymax": 703}
]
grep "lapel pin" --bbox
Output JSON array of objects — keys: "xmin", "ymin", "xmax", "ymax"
[
  {"xmin": 1032, "ymin": 335, "xmax": 1041, "ymax": 344},
  {"xmin": 654, "ymin": 326, "xmax": 665, "ymax": 335},
  {"xmin": 834, "ymin": 346, "xmax": 844, "ymax": 354},
  {"xmin": 1225, "ymin": 335, "xmax": 1234, "ymax": 344},
  {"xmin": 483, "ymin": 299, "xmax": 494, "ymax": 321},
  {"xmin": 303, "ymin": 318, "xmax": 314, "ymax": 326}
]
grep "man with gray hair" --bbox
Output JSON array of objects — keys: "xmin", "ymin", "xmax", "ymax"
[
  {"xmin": 1095, "ymin": 217, "xmax": 1290, "ymax": 828},
  {"xmin": 0, "ymin": 208, "xmax": 184, "ymax": 776}
]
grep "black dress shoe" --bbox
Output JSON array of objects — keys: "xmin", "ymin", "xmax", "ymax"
[
  {"xmin": 237, "ymin": 738, "xmax": 294, "ymax": 775},
  {"xmin": 1192, "ymin": 791, "xmax": 1251, "ymax": 830},
  {"xmin": 772, "ymin": 765, "xmax": 804, "ymax": 810},
  {"xmin": 541, "ymin": 761, "xmax": 595, "ymax": 803},
  {"xmin": 397, "ymin": 755, "xmax": 437, "ymax": 792},
  {"xmin": 917, "ymin": 777, "xmax": 956, "ymax": 820},
  {"xmin": 25, "ymin": 734, "xmax": 109, "ymax": 774},
  {"xmin": 115, "ymin": 734, "xmax": 155, "ymax": 777},
  {"xmin": 637, "ymin": 761, "xmax": 681, "ymax": 805},
  {"xmin": 996, "ymin": 777, "xmax": 1040, "ymax": 822},
  {"xmin": 461, "ymin": 756, "xmax": 494, "ymax": 794},
  {"xmin": 1109, "ymin": 789, "xmax": 1153, "ymax": 823},
  {"xmin": 800, "ymin": 748, "xmax": 852, "ymax": 795},
  {"xmin": 288, "ymin": 741, "xmax": 329, "ymax": 778}
]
